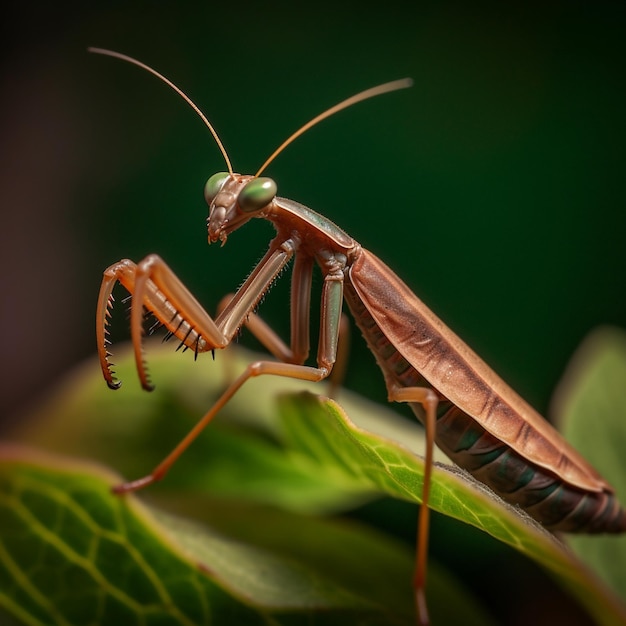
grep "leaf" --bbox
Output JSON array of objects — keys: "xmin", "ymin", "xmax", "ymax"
[
  {"xmin": 276, "ymin": 393, "xmax": 626, "ymax": 626},
  {"xmin": 9, "ymin": 341, "xmax": 626, "ymax": 625},
  {"xmin": 15, "ymin": 341, "xmax": 438, "ymax": 515},
  {"xmin": 552, "ymin": 326, "xmax": 626, "ymax": 604},
  {"xmin": 0, "ymin": 445, "xmax": 489, "ymax": 626},
  {"xmin": 0, "ymin": 447, "xmax": 261, "ymax": 626}
]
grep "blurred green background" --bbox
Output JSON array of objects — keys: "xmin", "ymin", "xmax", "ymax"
[
  {"xmin": 1, "ymin": 1, "xmax": 625, "ymax": 623},
  {"xmin": 2, "ymin": 1, "xmax": 625, "ymax": 422}
]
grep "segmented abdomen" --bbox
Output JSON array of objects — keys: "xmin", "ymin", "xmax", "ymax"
[
  {"xmin": 435, "ymin": 402, "xmax": 626, "ymax": 532},
  {"xmin": 343, "ymin": 283, "xmax": 626, "ymax": 533}
]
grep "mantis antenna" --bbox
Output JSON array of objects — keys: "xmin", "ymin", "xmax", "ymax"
[
  {"xmin": 88, "ymin": 48, "xmax": 412, "ymax": 180},
  {"xmin": 255, "ymin": 77, "xmax": 413, "ymax": 177},
  {"xmin": 88, "ymin": 47, "xmax": 234, "ymax": 175}
]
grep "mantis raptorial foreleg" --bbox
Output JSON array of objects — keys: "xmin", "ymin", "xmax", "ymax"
[
  {"xmin": 113, "ymin": 358, "xmax": 332, "ymax": 494},
  {"xmin": 98, "ymin": 241, "xmax": 295, "ymax": 389},
  {"xmin": 99, "ymin": 241, "xmax": 348, "ymax": 494},
  {"xmin": 216, "ymin": 246, "xmax": 316, "ymax": 365}
]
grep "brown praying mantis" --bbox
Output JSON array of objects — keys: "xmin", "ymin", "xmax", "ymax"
[{"xmin": 91, "ymin": 48, "xmax": 626, "ymax": 625}]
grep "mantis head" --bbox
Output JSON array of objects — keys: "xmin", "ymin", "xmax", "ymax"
[
  {"xmin": 88, "ymin": 47, "xmax": 411, "ymax": 246},
  {"xmin": 203, "ymin": 172, "xmax": 277, "ymax": 245}
]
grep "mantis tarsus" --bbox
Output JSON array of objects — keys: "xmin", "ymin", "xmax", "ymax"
[{"xmin": 91, "ymin": 48, "xmax": 626, "ymax": 625}]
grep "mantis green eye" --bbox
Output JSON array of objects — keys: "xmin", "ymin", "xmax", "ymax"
[
  {"xmin": 204, "ymin": 172, "xmax": 230, "ymax": 204},
  {"xmin": 238, "ymin": 177, "xmax": 277, "ymax": 213}
]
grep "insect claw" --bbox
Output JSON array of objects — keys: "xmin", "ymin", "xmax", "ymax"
[{"xmin": 107, "ymin": 379, "xmax": 122, "ymax": 390}]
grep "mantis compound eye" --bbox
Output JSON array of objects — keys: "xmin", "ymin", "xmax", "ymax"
[
  {"xmin": 203, "ymin": 172, "xmax": 230, "ymax": 204},
  {"xmin": 238, "ymin": 177, "xmax": 277, "ymax": 213}
]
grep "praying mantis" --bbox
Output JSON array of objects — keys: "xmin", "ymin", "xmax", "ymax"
[{"xmin": 91, "ymin": 48, "xmax": 626, "ymax": 625}]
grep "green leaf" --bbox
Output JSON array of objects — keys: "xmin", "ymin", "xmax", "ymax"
[
  {"xmin": 14, "ymin": 341, "xmax": 436, "ymax": 515},
  {"xmin": 274, "ymin": 393, "xmax": 626, "ymax": 626},
  {"xmin": 8, "ymin": 340, "xmax": 626, "ymax": 625},
  {"xmin": 552, "ymin": 326, "xmax": 626, "ymax": 604},
  {"xmin": 0, "ymin": 447, "xmax": 262, "ymax": 626},
  {"xmin": 0, "ymin": 445, "xmax": 488, "ymax": 626}
]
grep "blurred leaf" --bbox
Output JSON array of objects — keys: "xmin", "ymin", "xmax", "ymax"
[
  {"xmin": 15, "ymin": 341, "xmax": 438, "ymax": 514},
  {"xmin": 0, "ymin": 445, "xmax": 489, "ymax": 626},
  {"xmin": 0, "ymin": 447, "xmax": 263, "ymax": 626},
  {"xmin": 552, "ymin": 326, "xmax": 626, "ymax": 604},
  {"xmin": 7, "ymin": 341, "xmax": 626, "ymax": 625}
]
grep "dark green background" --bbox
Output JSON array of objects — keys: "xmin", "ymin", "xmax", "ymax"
[
  {"xmin": 2, "ymin": 1, "xmax": 625, "ymax": 422},
  {"xmin": 1, "ymin": 2, "xmax": 625, "ymax": 623}
]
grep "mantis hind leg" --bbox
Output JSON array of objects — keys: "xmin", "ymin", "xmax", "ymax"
[
  {"xmin": 388, "ymin": 384, "xmax": 439, "ymax": 626},
  {"xmin": 114, "ymin": 359, "xmax": 331, "ymax": 494}
]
